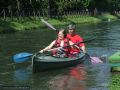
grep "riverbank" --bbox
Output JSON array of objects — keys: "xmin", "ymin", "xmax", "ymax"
[
  {"xmin": 0, "ymin": 13, "xmax": 119, "ymax": 33},
  {"xmin": 110, "ymin": 74, "xmax": 120, "ymax": 90}
]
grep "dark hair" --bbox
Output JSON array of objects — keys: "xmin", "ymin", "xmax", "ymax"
[
  {"xmin": 68, "ymin": 24, "xmax": 76, "ymax": 30},
  {"xmin": 58, "ymin": 29, "xmax": 67, "ymax": 38}
]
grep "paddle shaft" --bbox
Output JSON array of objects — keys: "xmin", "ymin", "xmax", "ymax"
[
  {"xmin": 46, "ymin": 39, "xmax": 94, "ymax": 52},
  {"xmin": 41, "ymin": 19, "xmax": 57, "ymax": 31},
  {"xmin": 41, "ymin": 19, "xmax": 95, "ymax": 43}
]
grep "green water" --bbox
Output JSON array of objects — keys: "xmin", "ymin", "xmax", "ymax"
[{"xmin": 0, "ymin": 20, "xmax": 120, "ymax": 90}]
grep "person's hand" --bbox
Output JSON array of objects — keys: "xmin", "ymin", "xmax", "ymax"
[{"xmin": 39, "ymin": 50, "xmax": 44, "ymax": 53}]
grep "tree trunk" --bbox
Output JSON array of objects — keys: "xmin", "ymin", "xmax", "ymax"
[{"xmin": 16, "ymin": 0, "xmax": 20, "ymax": 11}]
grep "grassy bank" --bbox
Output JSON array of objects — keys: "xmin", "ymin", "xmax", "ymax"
[
  {"xmin": 0, "ymin": 13, "xmax": 119, "ymax": 33},
  {"xmin": 110, "ymin": 74, "xmax": 120, "ymax": 90}
]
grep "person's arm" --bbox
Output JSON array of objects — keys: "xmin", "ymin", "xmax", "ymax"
[
  {"xmin": 70, "ymin": 42, "xmax": 86, "ymax": 53},
  {"xmin": 81, "ymin": 45, "xmax": 86, "ymax": 53},
  {"xmin": 39, "ymin": 40, "xmax": 55, "ymax": 53},
  {"xmin": 69, "ymin": 41, "xmax": 80, "ymax": 49},
  {"xmin": 78, "ymin": 35, "xmax": 86, "ymax": 53},
  {"xmin": 69, "ymin": 41, "xmax": 87, "ymax": 53}
]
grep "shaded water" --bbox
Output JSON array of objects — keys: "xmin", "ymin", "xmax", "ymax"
[{"xmin": 0, "ymin": 20, "xmax": 120, "ymax": 90}]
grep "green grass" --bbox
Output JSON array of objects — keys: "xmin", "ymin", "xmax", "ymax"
[
  {"xmin": 110, "ymin": 74, "xmax": 120, "ymax": 90},
  {"xmin": 97, "ymin": 13, "xmax": 118, "ymax": 21},
  {"xmin": 0, "ymin": 13, "xmax": 119, "ymax": 33}
]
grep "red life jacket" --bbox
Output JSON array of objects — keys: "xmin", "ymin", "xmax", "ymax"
[{"xmin": 52, "ymin": 38, "xmax": 70, "ymax": 56}]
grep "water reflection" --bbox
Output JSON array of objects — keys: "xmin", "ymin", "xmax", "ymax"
[
  {"xmin": 0, "ymin": 63, "xmax": 32, "ymax": 85},
  {"xmin": 48, "ymin": 65, "xmax": 87, "ymax": 90},
  {"xmin": 13, "ymin": 65, "xmax": 32, "ymax": 82},
  {"xmin": 87, "ymin": 63, "xmax": 110, "ymax": 90},
  {"xmin": 48, "ymin": 61, "xmax": 110, "ymax": 90}
]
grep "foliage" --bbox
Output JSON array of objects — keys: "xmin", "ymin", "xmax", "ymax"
[
  {"xmin": 81, "ymin": 0, "xmax": 90, "ymax": 8},
  {"xmin": 1, "ymin": 0, "xmax": 120, "ymax": 15},
  {"xmin": 110, "ymin": 74, "xmax": 120, "ymax": 90},
  {"xmin": 0, "ymin": 12, "xmax": 118, "ymax": 33}
]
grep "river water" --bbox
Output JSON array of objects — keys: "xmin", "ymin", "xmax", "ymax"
[{"xmin": 0, "ymin": 20, "xmax": 120, "ymax": 90}]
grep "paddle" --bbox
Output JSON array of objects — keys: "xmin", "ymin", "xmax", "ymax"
[
  {"xmin": 13, "ymin": 39, "xmax": 94, "ymax": 63},
  {"xmin": 41, "ymin": 19, "xmax": 103, "ymax": 64},
  {"xmin": 47, "ymin": 39, "xmax": 94, "ymax": 51},
  {"xmin": 41, "ymin": 19, "xmax": 57, "ymax": 31},
  {"xmin": 13, "ymin": 52, "xmax": 33, "ymax": 63}
]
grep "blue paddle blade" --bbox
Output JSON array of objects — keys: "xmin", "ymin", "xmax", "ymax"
[{"xmin": 13, "ymin": 52, "xmax": 33, "ymax": 63}]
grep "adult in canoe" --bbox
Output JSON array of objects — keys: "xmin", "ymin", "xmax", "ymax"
[
  {"xmin": 67, "ymin": 24, "xmax": 86, "ymax": 54},
  {"xmin": 33, "ymin": 27, "xmax": 91, "ymax": 73},
  {"xmin": 39, "ymin": 29, "xmax": 79, "ymax": 58}
]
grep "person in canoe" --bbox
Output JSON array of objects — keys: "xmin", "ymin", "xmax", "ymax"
[
  {"xmin": 39, "ymin": 29, "xmax": 80, "ymax": 58},
  {"xmin": 66, "ymin": 24, "xmax": 103, "ymax": 64},
  {"xmin": 67, "ymin": 24, "xmax": 86, "ymax": 54}
]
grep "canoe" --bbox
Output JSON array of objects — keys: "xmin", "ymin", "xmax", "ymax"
[
  {"xmin": 32, "ymin": 52, "xmax": 91, "ymax": 73},
  {"xmin": 111, "ymin": 66, "xmax": 120, "ymax": 72},
  {"xmin": 108, "ymin": 51, "xmax": 120, "ymax": 72},
  {"xmin": 108, "ymin": 51, "xmax": 120, "ymax": 63}
]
